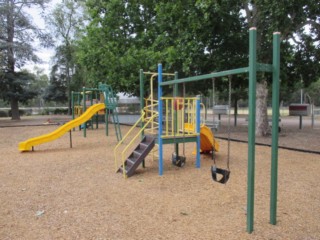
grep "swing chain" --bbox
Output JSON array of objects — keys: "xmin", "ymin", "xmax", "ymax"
[
  {"xmin": 211, "ymin": 76, "xmax": 231, "ymax": 184},
  {"xmin": 227, "ymin": 75, "xmax": 232, "ymax": 170}
]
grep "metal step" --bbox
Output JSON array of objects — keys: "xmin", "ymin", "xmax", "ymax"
[{"xmin": 118, "ymin": 135, "xmax": 156, "ymax": 177}]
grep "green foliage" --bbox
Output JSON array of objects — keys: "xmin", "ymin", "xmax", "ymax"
[
  {"xmin": 43, "ymin": 65, "xmax": 68, "ymax": 103},
  {"xmin": 46, "ymin": 0, "xmax": 85, "ymax": 112},
  {"xmin": 77, "ymin": 0, "xmax": 248, "ymax": 96},
  {"xmin": 244, "ymin": 0, "xmax": 320, "ymax": 89},
  {"xmin": 40, "ymin": 107, "xmax": 68, "ymax": 115},
  {"xmin": 306, "ymin": 79, "xmax": 320, "ymax": 105},
  {"xmin": 54, "ymin": 108, "xmax": 68, "ymax": 115},
  {"xmin": 8, "ymin": 109, "xmax": 31, "ymax": 117},
  {"xmin": 0, "ymin": 0, "xmax": 52, "ymax": 119},
  {"xmin": 0, "ymin": 71, "xmax": 38, "ymax": 103},
  {"xmin": 0, "ymin": 0, "xmax": 51, "ymax": 71},
  {"xmin": 0, "ymin": 110, "xmax": 8, "ymax": 117},
  {"xmin": 75, "ymin": 0, "xmax": 320, "ymax": 103}
]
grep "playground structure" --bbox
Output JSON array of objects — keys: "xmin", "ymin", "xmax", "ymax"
[
  {"xmin": 114, "ymin": 28, "xmax": 281, "ymax": 234},
  {"xmin": 71, "ymin": 83, "xmax": 122, "ymax": 141},
  {"xmin": 18, "ymin": 83, "xmax": 122, "ymax": 151},
  {"xmin": 114, "ymin": 71, "xmax": 220, "ymax": 178},
  {"xmin": 18, "ymin": 27, "xmax": 281, "ymax": 234}
]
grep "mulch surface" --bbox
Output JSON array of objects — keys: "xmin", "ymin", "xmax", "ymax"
[{"xmin": 0, "ymin": 115, "xmax": 319, "ymax": 239}]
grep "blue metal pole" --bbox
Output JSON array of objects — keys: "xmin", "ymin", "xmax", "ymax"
[
  {"xmin": 196, "ymin": 96, "xmax": 201, "ymax": 168},
  {"xmin": 158, "ymin": 64, "xmax": 164, "ymax": 175}
]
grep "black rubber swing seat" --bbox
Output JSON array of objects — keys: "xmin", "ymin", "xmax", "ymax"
[
  {"xmin": 172, "ymin": 153, "xmax": 186, "ymax": 167},
  {"xmin": 211, "ymin": 166, "xmax": 230, "ymax": 184}
]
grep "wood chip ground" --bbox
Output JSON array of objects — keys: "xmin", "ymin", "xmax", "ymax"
[{"xmin": 0, "ymin": 115, "xmax": 319, "ymax": 239}]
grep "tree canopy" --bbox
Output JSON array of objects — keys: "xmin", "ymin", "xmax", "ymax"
[
  {"xmin": 45, "ymin": 0, "xmax": 85, "ymax": 112},
  {"xmin": 73, "ymin": 0, "xmax": 320, "ymax": 136},
  {"xmin": 76, "ymin": 0, "xmax": 319, "ymax": 103},
  {"xmin": 0, "ymin": 0, "xmax": 51, "ymax": 119},
  {"xmin": 1, "ymin": 0, "xmax": 319, "ymax": 126},
  {"xmin": 77, "ymin": 0, "xmax": 249, "ymax": 96}
]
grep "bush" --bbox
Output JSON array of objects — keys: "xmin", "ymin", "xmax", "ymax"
[
  {"xmin": 0, "ymin": 110, "xmax": 9, "ymax": 117},
  {"xmin": 40, "ymin": 108, "xmax": 68, "ymax": 115},
  {"xmin": 8, "ymin": 109, "xmax": 27, "ymax": 117},
  {"xmin": 40, "ymin": 108, "xmax": 51, "ymax": 115},
  {"xmin": 24, "ymin": 109, "xmax": 32, "ymax": 116},
  {"xmin": 54, "ymin": 108, "xmax": 68, "ymax": 115}
]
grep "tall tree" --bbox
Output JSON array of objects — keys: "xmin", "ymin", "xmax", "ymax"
[
  {"xmin": 43, "ymin": 64, "xmax": 68, "ymax": 103},
  {"xmin": 242, "ymin": 0, "xmax": 320, "ymax": 135},
  {"xmin": 27, "ymin": 66, "xmax": 49, "ymax": 108},
  {"xmin": 46, "ymin": 0, "xmax": 84, "ymax": 114},
  {"xmin": 78, "ymin": 0, "xmax": 247, "ymax": 95},
  {"xmin": 78, "ymin": 0, "xmax": 320, "ymax": 136},
  {"xmin": 0, "ymin": 70, "xmax": 38, "ymax": 111},
  {"xmin": 0, "ymin": 0, "xmax": 51, "ymax": 120}
]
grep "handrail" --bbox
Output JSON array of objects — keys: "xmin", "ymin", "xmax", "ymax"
[
  {"xmin": 114, "ymin": 110, "xmax": 146, "ymax": 172},
  {"xmin": 161, "ymin": 97, "xmax": 199, "ymax": 137},
  {"xmin": 161, "ymin": 97, "xmax": 198, "ymax": 100},
  {"xmin": 143, "ymin": 98, "xmax": 159, "ymax": 134},
  {"xmin": 120, "ymin": 112, "xmax": 159, "ymax": 178}
]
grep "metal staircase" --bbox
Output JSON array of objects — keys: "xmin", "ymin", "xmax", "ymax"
[{"xmin": 117, "ymin": 135, "xmax": 156, "ymax": 177}]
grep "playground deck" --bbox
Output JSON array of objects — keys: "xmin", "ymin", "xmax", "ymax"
[{"xmin": 0, "ymin": 116, "xmax": 319, "ymax": 239}]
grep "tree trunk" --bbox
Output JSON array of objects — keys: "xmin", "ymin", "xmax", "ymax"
[
  {"xmin": 10, "ymin": 98, "xmax": 20, "ymax": 120},
  {"xmin": 7, "ymin": 1, "xmax": 20, "ymax": 120},
  {"xmin": 256, "ymin": 81, "xmax": 269, "ymax": 136}
]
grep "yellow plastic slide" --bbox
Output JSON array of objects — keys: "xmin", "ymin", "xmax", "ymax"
[
  {"xmin": 199, "ymin": 125, "xmax": 220, "ymax": 153},
  {"xmin": 185, "ymin": 123, "xmax": 220, "ymax": 153},
  {"xmin": 18, "ymin": 103, "xmax": 106, "ymax": 152}
]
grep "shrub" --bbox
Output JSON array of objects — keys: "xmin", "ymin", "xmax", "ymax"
[
  {"xmin": 40, "ymin": 108, "xmax": 51, "ymax": 115},
  {"xmin": 54, "ymin": 108, "xmax": 68, "ymax": 115},
  {"xmin": 0, "ymin": 110, "xmax": 8, "ymax": 117},
  {"xmin": 8, "ymin": 109, "xmax": 26, "ymax": 117}
]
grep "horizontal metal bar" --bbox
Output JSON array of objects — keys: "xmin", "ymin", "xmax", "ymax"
[
  {"xmin": 161, "ymin": 97, "xmax": 198, "ymax": 100},
  {"xmin": 143, "ymin": 72, "xmax": 175, "ymax": 76},
  {"xmin": 161, "ymin": 136, "xmax": 198, "ymax": 144},
  {"xmin": 160, "ymin": 67, "xmax": 249, "ymax": 86}
]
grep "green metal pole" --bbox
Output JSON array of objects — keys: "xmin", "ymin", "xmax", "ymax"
[
  {"xmin": 105, "ymin": 109, "xmax": 109, "ymax": 136},
  {"xmin": 105, "ymin": 88, "xmax": 109, "ymax": 136},
  {"xmin": 95, "ymin": 90, "xmax": 99, "ymax": 129},
  {"xmin": 71, "ymin": 91, "xmax": 74, "ymax": 120},
  {"xmin": 247, "ymin": 27, "xmax": 257, "ymax": 234},
  {"xmin": 90, "ymin": 91, "xmax": 93, "ymax": 129},
  {"xmin": 270, "ymin": 31, "xmax": 281, "ymax": 225},
  {"xmin": 71, "ymin": 91, "xmax": 75, "ymax": 131},
  {"xmin": 160, "ymin": 67, "xmax": 249, "ymax": 86}
]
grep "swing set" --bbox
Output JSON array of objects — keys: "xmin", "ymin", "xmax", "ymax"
[
  {"xmin": 157, "ymin": 28, "xmax": 281, "ymax": 234},
  {"xmin": 114, "ymin": 28, "xmax": 280, "ymax": 234}
]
